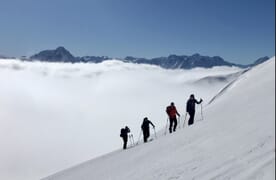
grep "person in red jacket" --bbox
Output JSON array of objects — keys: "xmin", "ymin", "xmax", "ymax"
[{"xmin": 166, "ymin": 102, "xmax": 180, "ymax": 133}]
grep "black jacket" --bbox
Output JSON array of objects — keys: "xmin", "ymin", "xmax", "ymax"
[
  {"xmin": 186, "ymin": 99, "xmax": 202, "ymax": 112},
  {"xmin": 141, "ymin": 119, "xmax": 155, "ymax": 130},
  {"xmin": 120, "ymin": 127, "xmax": 130, "ymax": 138}
]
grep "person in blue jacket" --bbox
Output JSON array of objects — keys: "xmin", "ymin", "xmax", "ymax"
[{"xmin": 186, "ymin": 94, "xmax": 203, "ymax": 125}]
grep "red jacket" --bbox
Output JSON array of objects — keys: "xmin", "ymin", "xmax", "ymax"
[{"xmin": 166, "ymin": 105, "xmax": 179, "ymax": 118}]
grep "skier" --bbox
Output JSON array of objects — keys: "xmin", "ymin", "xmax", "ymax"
[
  {"xmin": 120, "ymin": 126, "xmax": 130, "ymax": 149},
  {"xmin": 166, "ymin": 102, "xmax": 180, "ymax": 133},
  {"xmin": 186, "ymin": 94, "xmax": 203, "ymax": 125},
  {"xmin": 141, "ymin": 117, "xmax": 155, "ymax": 143}
]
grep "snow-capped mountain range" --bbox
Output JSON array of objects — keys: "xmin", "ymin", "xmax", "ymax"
[{"xmin": 27, "ymin": 46, "xmax": 270, "ymax": 69}]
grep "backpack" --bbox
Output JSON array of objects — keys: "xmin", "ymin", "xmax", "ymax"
[
  {"xmin": 120, "ymin": 128, "xmax": 124, "ymax": 137},
  {"xmin": 166, "ymin": 106, "xmax": 170, "ymax": 114},
  {"xmin": 167, "ymin": 106, "xmax": 176, "ymax": 117}
]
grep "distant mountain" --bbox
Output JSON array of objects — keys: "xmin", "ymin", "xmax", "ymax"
[
  {"xmin": 252, "ymin": 56, "xmax": 270, "ymax": 66},
  {"xmin": 0, "ymin": 55, "xmax": 8, "ymax": 59},
  {"xmin": 27, "ymin": 47, "xmax": 270, "ymax": 69},
  {"xmin": 30, "ymin": 47, "xmax": 75, "ymax": 62},
  {"xmin": 0, "ymin": 54, "xmax": 15, "ymax": 59},
  {"xmin": 234, "ymin": 56, "xmax": 270, "ymax": 68},
  {"xmin": 76, "ymin": 56, "xmax": 110, "ymax": 63},
  {"xmin": 124, "ymin": 54, "xmax": 235, "ymax": 69}
]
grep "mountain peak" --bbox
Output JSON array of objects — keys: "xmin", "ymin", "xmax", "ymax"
[
  {"xmin": 56, "ymin": 46, "xmax": 67, "ymax": 51},
  {"xmin": 253, "ymin": 56, "xmax": 270, "ymax": 65},
  {"xmin": 30, "ymin": 47, "xmax": 75, "ymax": 62},
  {"xmin": 191, "ymin": 53, "xmax": 201, "ymax": 57}
]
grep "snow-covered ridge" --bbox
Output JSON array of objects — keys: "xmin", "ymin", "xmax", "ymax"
[{"xmin": 42, "ymin": 57, "xmax": 275, "ymax": 180}]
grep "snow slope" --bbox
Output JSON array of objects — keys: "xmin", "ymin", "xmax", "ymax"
[
  {"xmin": 0, "ymin": 59, "xmax": 241, "ymax": 180},
  {"xmin": 43, "ymin": 57, "xmax": 275, "ymax": 180}
]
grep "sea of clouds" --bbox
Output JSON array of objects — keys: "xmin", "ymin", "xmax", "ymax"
[{"xmin": 0, "ymin": 59, "xmax": 241, "ymax": 180}]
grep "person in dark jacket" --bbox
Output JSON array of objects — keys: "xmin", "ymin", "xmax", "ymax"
[
  {"xmin": 166, "ymin": 102, "xmax": 180, "ymax": 133},
  {"xmin": 186, "ymin": 94, "xmax": 203, "ymax": 125},
  {"xmin": 120, "ymin": 126, "xmax": 130, "ymax": 149},
  {"xmin": 141, "ymin": 117, "xmax": 155, "ymax": 143}
]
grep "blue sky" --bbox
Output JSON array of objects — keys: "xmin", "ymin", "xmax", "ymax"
[{"xmin": 0, "ymin": 0, "xmax": 274, "ymax": 64}]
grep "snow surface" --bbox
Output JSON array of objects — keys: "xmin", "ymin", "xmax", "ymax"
[
  {"xmin": 0, "ymin": 59, "xmax": 241, "ymax": 180},
  {"xmin": 43, "ymin": 57, "xmax": 275, "ymax": 180}
]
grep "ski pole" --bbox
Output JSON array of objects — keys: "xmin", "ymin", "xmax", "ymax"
[
  {"xmin": 130, "ymin": 134, "xmax": 133, "ymax": 146},
  {"xmin": 164, "ymin": 117, "xmax": 169, "ymax": 135},
  {"xmin": 153, "ymin": 127, "xmax": 157, "ymax": 139},
  {"xmin": 132, "ymin": 134, "xmax": 134, "ymax": 146},
  {"xmin": 129, "ymin": 134, "xmax": 133, "ymax": 147},
  {"xmin": 136, "ymin": 130, "xmax": 142, "ymax": 145},
  {"xmin": 178, "ymin": 116, "xmax": 181, "ymax": 129},
  {"xmin": 201, "ymin": 103, "xmax": 203, "ymax": 121},
  {"xmin": 131, "ymin": 134, "xmax": 135, "ymax": 147},
  {"xmin": 183, "ymin": 112, "xmax": 187, "ymax": 128}
]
